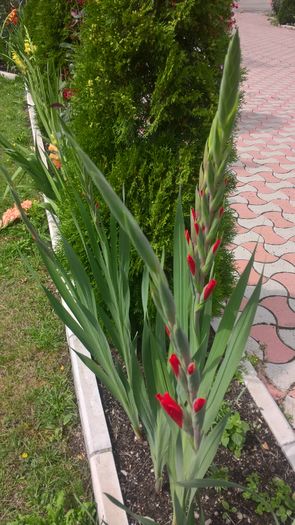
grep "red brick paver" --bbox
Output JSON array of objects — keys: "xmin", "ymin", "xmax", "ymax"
[{"xmin": 232, "ymin": 13, "xmax": 295, "ymax": 398}]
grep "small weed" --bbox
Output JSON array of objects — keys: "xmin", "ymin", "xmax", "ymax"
[
  {"xmin": 209, "ymin": 466, "xmax": 230, "ymax": 492},
  {"xmin": 222, "ymin": 412, "xmax": 250, "ymax": 458},
  {"xmin": 243, "ymin": 473, "xmax": 295, "ymax": 523},
  {"xmin": 247, "ymin": 353, "xmax": 261, "ymax": 368},
  {"xmin": 216, "ymin": 402, "xmax": 249, "ymax": 457}
]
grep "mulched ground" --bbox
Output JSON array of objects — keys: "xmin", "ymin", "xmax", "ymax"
[{"xmin": 99, "ymin": 379, "xmax": 295, "ymax": 525}]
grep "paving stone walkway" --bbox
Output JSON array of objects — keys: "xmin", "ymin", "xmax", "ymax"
[{"xmin": 231, "ymin": 13, "xmax": 295, "ymax": 419}]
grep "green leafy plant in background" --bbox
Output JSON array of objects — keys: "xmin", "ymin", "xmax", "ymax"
[
  {"xmin": 1, "ymin": 32, "xmax": 263, "ymax": 524},
  {"xmin": 221, "ymin": 411, "xmax": 250, "ymax": 458},
  {"xmin": 71, "ymin": 0, "xmax": 238, "ymax": 321},
  {"xmin": 243, "ymin": 473, "xmax": 295, "ymax": 524},
  {"xmin": 22, "ymin": 0, "xmax": 71, "ymax": 72}
]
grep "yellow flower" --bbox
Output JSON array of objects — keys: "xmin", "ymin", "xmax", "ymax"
[
  {"xmin": 24, "ymin": 39, "xmax": 37, "ymax": 55},
  {"xmin": 12, "ymin": 52, "xmax": 26, "ymax": 74},
  {"xmin": 60, "ymin": 365, "xmax": 65, "ymax": 371},
  {"xmin": 49, "ymin": 134, "xmax": 58, "ymax": 146},
  {"xmin": 20, "ymin": 452, "xmax": 28, "ymax": 459},
  {"xmin": 48, "ymin": 143, "xmax": 58, "ymax": 152}
]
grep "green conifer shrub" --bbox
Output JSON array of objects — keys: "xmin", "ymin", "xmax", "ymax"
[
  {"xmin": 22, "ymin": 0, "xmax": 72, "ymax": 70},
  {"xmin": 278, "ymin": 0, "xmax": 295, "ymax": 24},
  {"xmin": 71, "ymin": 0, "xmax": 237, "ymax": 317}
]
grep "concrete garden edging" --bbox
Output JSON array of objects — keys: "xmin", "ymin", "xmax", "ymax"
[
  {"xmin": 24, "ymin": 84, "xmax": 129, "ymax": 525},
  {"xmin": 213, "ymin": 312, "xmax": 295, "ymax": 471}
]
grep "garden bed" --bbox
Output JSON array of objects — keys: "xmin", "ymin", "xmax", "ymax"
[{"xmin": 99, "ymin": 378, "xmax": 295, "ymax": 524}]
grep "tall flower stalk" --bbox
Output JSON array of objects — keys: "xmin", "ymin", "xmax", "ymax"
[{"xmin": 0, "ymin": 30, "xmax": 263, "ymax": 524}]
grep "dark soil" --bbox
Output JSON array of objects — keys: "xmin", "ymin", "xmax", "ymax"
[{"xmin": 99, "ymin": 379, "xmax": 295, "ymax": 525}]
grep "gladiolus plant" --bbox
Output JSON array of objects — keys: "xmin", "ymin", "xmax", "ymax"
[{"xmin": 0, "ymin": 32, "xmax": 262, "ymax": 524}]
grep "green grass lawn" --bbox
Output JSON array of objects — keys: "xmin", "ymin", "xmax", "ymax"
[{"xmin": 0, "ymin": 76, "xmax": 94, "ymax": 523}]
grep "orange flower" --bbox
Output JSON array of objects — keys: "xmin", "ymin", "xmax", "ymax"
[
  {"xmin": 6, "ymin": 8, "xmax": 18, "ymax": 26},
  {"xmin": 0, "ymin": 200, "xmax": 32, "ymax": 229}
]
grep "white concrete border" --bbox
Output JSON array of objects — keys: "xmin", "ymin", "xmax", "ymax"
[
  {"xmin": 0, "ymin": 69, "xmax": 17, "ymax": 80},
  {"xmin": 243, "ymin": 358, "xmax": 295, "ymax": 470},
  {"xmin": 24, "ymin": 86, "xmax": 128, "ymax": 525}
]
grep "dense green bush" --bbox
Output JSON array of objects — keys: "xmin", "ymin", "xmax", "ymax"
[
  {"xmin": 22, "ymin": 0, "xmax": 73, "ymax": 70},
  {"xmin": 278, "ymin": 0, "xmax": 295, "ymax": 24},
  {"xmin": 272, "ymin": 0, "xmax": 282, "ymax": 15},
  {"xmin": 72, "ymin": 0, "xmax": 237, "ymax": 315}
]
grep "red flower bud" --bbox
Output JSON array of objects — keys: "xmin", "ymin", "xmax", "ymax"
[
  {"xmin": 187, "ymin": 254, "xmax": 196, "ymax": 276},
  {"xmin": 156, "ymin": 392, "xmax": 183, "ymax": 428},
  {"xmin": 203, "ymin": 279, "xmax": 217, "ymax": 301},
  {"xmin": 219, "ymin": 207, "xmax": 224, "ymax": 218},
  {"xmin": 193, "ymin": 397, "xmax": 206, "ymax": 413},
  {"xmin": 191, "ymin": 208, "xmax": 197, "ymax": 222},
  {"xmin": 62, "ymin": 88, "xmax": 75, "ymax": 100},
  {"xmin": 169, "ymin": 354, "xmax": 181, "ymax": 377},
  {"xmin": 212, "ymin": 239, "xmax": 221, "ymax": 254},
  {"xmin": 165, "ymin": 325, "xmax": 171, "ymax": 338},
  {"xmin": 194, "ymin": 222, "xmax": 199, "ymax": 236},
  {"xmin": 185, "ymin": 229, "xmax": 190, "ymax": 244},
  {"xmin": 187, "ymin": 362, "xmax": 196, "ymax": 375},
  {"xmin": 199, "ymin": 190, "xmax": 204, "ymax": 198}
]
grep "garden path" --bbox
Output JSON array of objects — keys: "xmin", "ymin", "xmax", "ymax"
[{"xmin": 232, "ymin": 12, "xmax": 295, "ymax": 419}]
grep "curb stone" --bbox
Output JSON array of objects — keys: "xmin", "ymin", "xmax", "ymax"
[
  {"xmin": 243, "ymin": 355, "xmax": 295, "ymax": 470},
  {"xmin": 0, "ymin": 70, "xmax": 17, "ymax": 80},
  {"xmin": 213, "ymin": 313, "xmax": 295, "ymax": 472},
  {"xmin": 24, "ymin": 86, "xmax": 129, "ymax": 525}
]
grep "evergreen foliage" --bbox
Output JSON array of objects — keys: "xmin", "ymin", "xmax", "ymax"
[
  {"xmin": 278, "ymin": 0, "xmax": 295, "ymax": 24},
  {"xmin": 22, "ymin": 0, "xmax": 72, "ymax": 70},
  {"xmin": 72, "ymin": 0, "xmax": 237, "ymax": 312}
]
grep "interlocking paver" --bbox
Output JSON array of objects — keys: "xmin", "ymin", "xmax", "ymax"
[{"xmin": 232, "ymin": 10, "xmax": 295, "ymax": 396}]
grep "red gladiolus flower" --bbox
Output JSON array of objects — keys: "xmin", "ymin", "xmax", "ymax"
[
  {"xmin": 169, "ymin": 354, "xmax": 181, "ymax": 377},
  {"xmin": 187, "ymin": 254, "xmax": 196, "ymax": 276},
  {"xmin": 193, "ymin": 397, "xmax": 206, "ymax": 413},
  {"xmin": 191, "ymin": 208, "xmax": 197, "ymax": 222},
  {"xmin": 203, "ymin": 279, "xmax": 217, "ymax": 301},
  {"xmin": 185, "ymin": 229, "xmax": 190, "ymax": 244},
  {"xmin": 194, "ymin": 222, "xmax": 199, "ymax": 236},
  {"xmin": 187, "ymin": 362, "xmax": 196, "ymax": 375},
  {"xmin": 212, "ymin": 239, "xmax": 221, "ymax": 254},
  {"xmin": 62, "ymin": 88, "xmax": 75, "ymax": 100},
  {"xmin": 156, "ymin": 393, "xmax": 183, "ymax": 428},
  {"xmin": 165, "ymin": 325, "xmax": 171, "ymax": 338}
]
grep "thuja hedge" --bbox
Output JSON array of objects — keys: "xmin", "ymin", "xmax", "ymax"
[
  {"xmin": 71, "ymin": 0, "xmax": 237, "ymax": 313},
  {"xmin": 22, "ymin": 0, "xmax": 72, "ymax": 70},
  {"xmin": 278, "ymin": 0, "xmax": 295, "ymax": 24}
]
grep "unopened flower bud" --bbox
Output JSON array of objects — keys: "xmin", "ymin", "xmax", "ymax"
[
  {"xmin": 184, "ymin": 229, "xmax": 190, "ymax": 244},
  {"xmin": 193, "ymin": 397, "xmax": 206, "ymax": 413},
  {"xmin": 169, "ymin": 354, "xmax": 181, "ymax": 377},
  {"xmin": 187, "ymin": 254, "xmax": 196, "ymax": 276},
  {"xmin": 187, "ymin": 362, "xmax": 196, "ymax": 375},
  {"xmin": 212, "ymin": 239, "xmax": 221, "ymax": 254}
]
